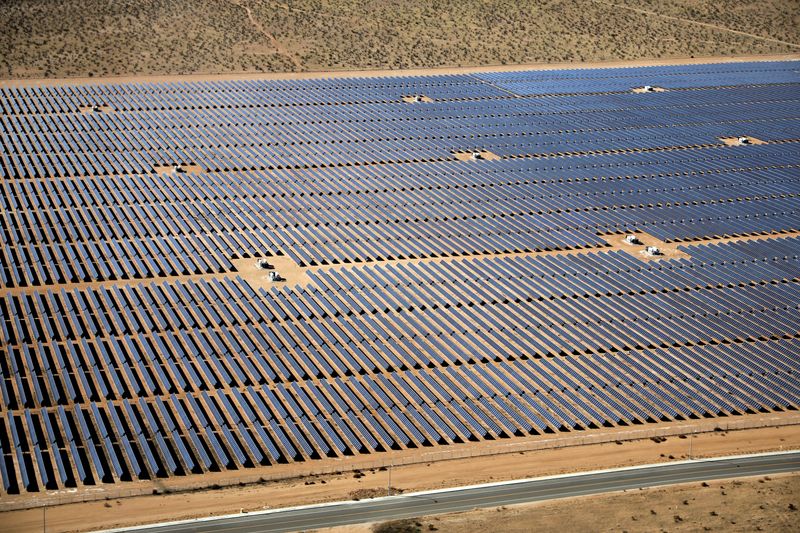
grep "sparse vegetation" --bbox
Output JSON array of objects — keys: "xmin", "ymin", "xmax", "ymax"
[
  {"xmin": 0, "ymin": 0, "xmax": 291, "ymax": 79},
  {"xmin": 0, "ymin": 0, "xmax": 797, "ymax": 79},
  {"xmin": 615, "ymin": 0, "xmax": 800, "ymax": 45},
  {"xmin": 373, "ymin": 519, "xmax": 422, "ymax": 533}
]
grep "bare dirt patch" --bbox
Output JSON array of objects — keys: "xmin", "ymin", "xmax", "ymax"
[
  {"xmin": 152, "ymin": 164, "xmax": 204, "ymax": 175},
  {"xmin": 401, "ymin": 95, "xmax": 434, "ymax": 103},
  {"xmin": 77, "ymin": 104, "xmax": 114, "ymax": 114},
  {"xmin": 632, "ymin": 86, "xmax": 667, "ymax": 93},
  {"xmin": 230, "ymin": 254, "xmax": 310, "ymax": 289},
  {"xmin": 603, "ymin": 231, "xmax": 691, "ymax": 261},
  {"xmin": 453, "ymin": 151, "xmax": 501, "ymax": 161},
  {"xmin": 720, "ymin": 136, "xmax": 768, "ymax": 146}
]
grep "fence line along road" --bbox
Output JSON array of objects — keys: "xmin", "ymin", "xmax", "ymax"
[
  {"xmin": 106, "ymin": 451, "xmax": 800, "ymax": 533},
  {"xmin": 6, "ymin": 412, "xmax": 798, "ymax": 512}
]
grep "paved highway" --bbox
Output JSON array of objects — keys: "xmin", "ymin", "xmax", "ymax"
[{"xmin": 111, "ymin": 451, "xmax": 799, "ymax": 533}]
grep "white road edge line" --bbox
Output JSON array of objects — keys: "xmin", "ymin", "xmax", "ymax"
[{"xmin": 95, "ymin": 449, "xmax": 800, "ymax": 533}]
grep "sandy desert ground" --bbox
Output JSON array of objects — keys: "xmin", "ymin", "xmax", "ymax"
[
  {"xmin": 1, "ymin": 0, "xmax": 798, "ymax": 79},
  {"xmin": 325, "ymin": 473, "xmax": 800, "ymax": 533}
]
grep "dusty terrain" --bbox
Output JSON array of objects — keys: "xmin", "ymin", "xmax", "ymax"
[
  {"xmin": 347, "ymin": 473, "xmax": 800, "ymax": 533},
  {"xmin": 615, "ymin": 0, "xmax": 800, "ymax": 46},
  {"xmin": 1, "ymin": 1, "xmax": 798, "ymax": 79},
  {"xmin": 4, "ymin": 422, "xmax": 798, "ymax": 532},
  {"xmin": 1, "ymin": 53, "xmax": 797, "ymax": 89}
]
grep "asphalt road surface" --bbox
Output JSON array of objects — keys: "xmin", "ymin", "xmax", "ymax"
[{"xmin": 115, "ymin": 451, "xmax": 799, "ymax": 533}]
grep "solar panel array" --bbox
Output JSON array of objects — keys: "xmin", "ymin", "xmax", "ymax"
[{"xmin": 1, "ymin": 60, "xmax": 799, "ymax": 496}]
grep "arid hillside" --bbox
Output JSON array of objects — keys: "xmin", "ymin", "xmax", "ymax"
[{"xmin": 1, "ymin": 0, "xmax": 798, "ymax": 79}]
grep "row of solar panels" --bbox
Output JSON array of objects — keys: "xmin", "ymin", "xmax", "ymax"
[
  {"xmin": 3, "ymin": 135, "xmax": 798, "ymax": 185},
  {"xmin": 2, "ymin": 183, "xmax": 797, "ymax": 286},
  {"xmin": 4, "ymin": 167, "xmax": 796, "ymax": 244},
  {"xmin": 681, "ymin": 236, "xmax": 800, "ymax": 263},
  {"xmin": 264, "ymin": 279, "xmax": 800, "ymax": 354},
  {"xmin": 0, "ymin": 73, "xmax": 487, "ymax": 99},
  {"xmin": 3, "ymin": 86, "xmax": 798, "ymax": 174},
  {"xmin": 0, "ymin": 83, "xmax": 508, "ymax": 115},
  {"xmin": 4, "ymin": 233, "xmax": 797, "ymax": 346},
  {"xmin": 1, "ymin": 165, "xmax": 794, "ymax": 224},
  {"xmin": 272, "ymin": 198, "xmax": 799, "ymax": 266},
  {"xmin": 473, "ymin": 62, "xmax": 799, "ymax": 83},
  {"xmin": 4, "ymin": 94, "xmax": 796, "ymax": 156},
  {"xmin": 3, "ymin": 278, "xmax": 797, "ymax": 408},
  {"xmin": 483, "ymin": 72, "xmax": 800, "ymax": 96},
  {"xmin": 2, "ymin": 61, "xmax": 795, "ymax": 116},
  {"xmin": 3, "ymin": 110, "xmax": 799, "ymax": 179},
  {"xmin": 3, "ymin": 161, "xmax": 796, "ymax": 229},
  {"xmin": 473, "ymin": 61, "xmax": 799, "ymax": 95},
  {"xmin": 11, "ymin": 61, "xmax": 794, "ymax": 102},
  {"xmin": 8, "ymin": 61, "xmax": 795, "ymax": 100},
  {"xmin": 538, "ymin": 84, "xmax": 800, "ymax": 113},
  {"xmin": 1, "ymin": 337, "xmax": 797, "ymax": 493},
  {"xmin": 1, "ymin": 193, "xmax": 797, "ymax": 288},
  {"xmin": 2, "ymin": 119, "xmax": 795, "ymax": 182},
  {"xmin": 5, "ymin": 85, "xmax": 798, "ymax": 143},
  {"xmin": 307, "ymin": 237, "xmax": 800, "ymax": 308},
  {"xmin": 2, "ymin": 249, "xmax": 799, "ymax": 406},
  {"xmin": 2, "ymin": 143, "xmax": 796, "ymax": 213},
  {"xmin": 6, "ymin": 234, "xmax": 796, "ymax": 352},
  {"xmin": 0, "ymin": 229, "xmax": 270, "ymax": 288},
  {"xmin": 2, "ymin": 280, "xmax": 797, "ymax": 403},
  {"xmin": 0, "ymin": 131, "xmax": 791, "ymax": 182}
]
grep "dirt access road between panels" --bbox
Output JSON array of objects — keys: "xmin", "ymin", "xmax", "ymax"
[{"xmin": 0, "ymin": 54, "xmax": 797, "ymax": 88}]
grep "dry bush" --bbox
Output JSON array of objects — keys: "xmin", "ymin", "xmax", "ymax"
[{"xmin": 373, "ymin": 519, "xmax": 422, "ymax": 533}]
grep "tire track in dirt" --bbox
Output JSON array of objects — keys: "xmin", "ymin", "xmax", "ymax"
[
  {"xmin": 225, "ymin": 0, "xmax": 302, "ymax": 70},
  {"xmin": 592, "ymin": 0, "xmax": 800, "ymax": 50}
]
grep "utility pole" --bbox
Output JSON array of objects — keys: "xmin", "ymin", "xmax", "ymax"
[{"xmin": 387, "ymin": 458, "xmax": 392, "ymax": 497}]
